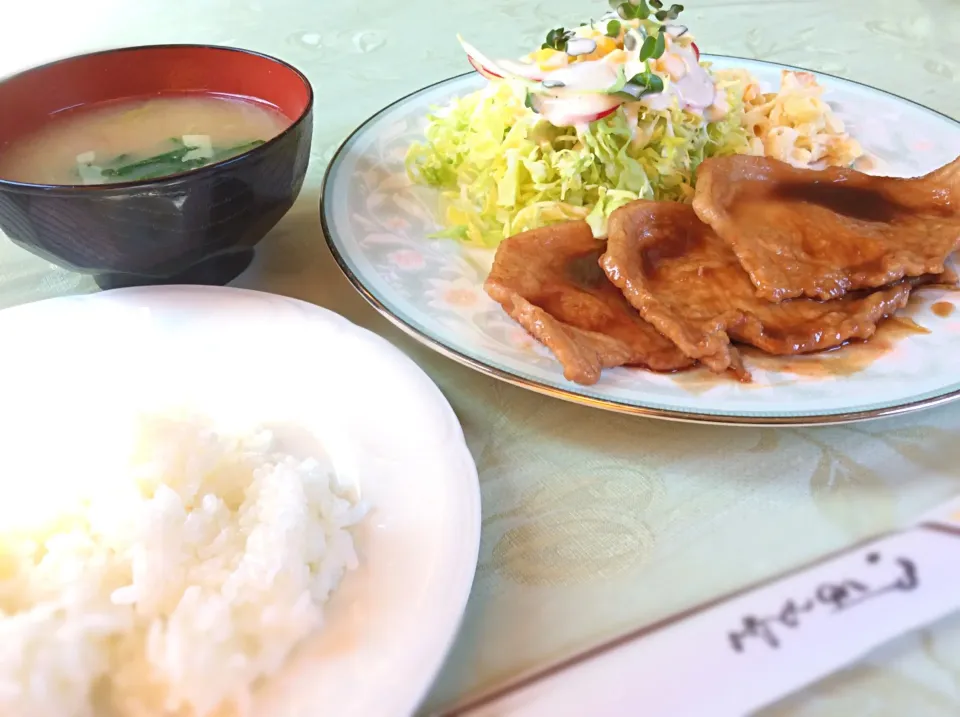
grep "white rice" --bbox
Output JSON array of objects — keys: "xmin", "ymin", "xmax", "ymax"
[{"xmin": 0, "ymin": 411, "xmax": 366, "ymax": 717}]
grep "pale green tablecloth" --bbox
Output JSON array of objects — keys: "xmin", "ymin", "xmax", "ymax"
[{"xmin": 2, "ymin": 1, "xmax": 960, "ymax": 714}]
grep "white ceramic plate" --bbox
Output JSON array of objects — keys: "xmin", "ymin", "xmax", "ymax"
[
  {"xmin": 0, "ymin": 286, "xmax": 480, "ymax": 717},
  {"xmin": 321, "ymin": 57, "xmax": 960, "ymax": 426}
]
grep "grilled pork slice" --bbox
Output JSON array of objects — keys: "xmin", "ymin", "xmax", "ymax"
[
  {"xmin": 601, "ymin": 200, "xmax": 921, "ymax": 378},
  {"xmin": 693, "ymin": 154, "xmax": 960, "ymax": 302},
  {"xmin": 485, "ymin": 220, "xmax": 693, "ymax": 385}
]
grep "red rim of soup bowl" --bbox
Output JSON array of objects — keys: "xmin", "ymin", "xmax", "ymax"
[{"xmin": 0, "ymin": 44, "xmax": 314, "ymax": 191}]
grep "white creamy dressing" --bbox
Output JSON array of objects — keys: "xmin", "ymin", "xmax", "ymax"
[
  {"xmin": 531, "ymin": 93, "xmax": 623, "ymax": 127},
  {"xmin": 539, "ymin": 62, "xmax": 620, "ymax": 92},
  {"xmin": 461, "ymin": 25, "xmax": 730, "ymax": 128},
  {"xmin": 532, "ymin": 42, "xmax": 723, "ymax": 127},
  {"xmin": 664, "ymin": 45, "xmax": 715, "ymax": 109}
]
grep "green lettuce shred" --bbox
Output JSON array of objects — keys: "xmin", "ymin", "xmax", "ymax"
[{"xmin": 405, "ymin": 78, "xmax": 751, "ymax": 245}]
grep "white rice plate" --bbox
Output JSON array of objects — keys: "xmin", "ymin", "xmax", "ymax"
[{"xmin": 0, "ymin": 410, "xmax": 367, "ymax": 717}]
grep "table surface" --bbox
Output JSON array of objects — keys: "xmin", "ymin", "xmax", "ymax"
[{"xmin": 3, "ymin": 1, "xmax": 960, "ymax": 715}]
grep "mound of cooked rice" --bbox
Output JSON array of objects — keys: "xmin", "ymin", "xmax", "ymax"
[{"xmin": 0, "ymin": 411, "xmax": 366, "ymax": 717}]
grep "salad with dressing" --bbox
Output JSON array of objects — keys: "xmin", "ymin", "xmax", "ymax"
[{"xmin": 405, "ymin": 0, "xmax": 862, "ymax": 246}]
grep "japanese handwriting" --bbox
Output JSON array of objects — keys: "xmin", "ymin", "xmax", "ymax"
[{"xmin": 728, "ymin": 552, "xmax": 918, "ymax": 653}]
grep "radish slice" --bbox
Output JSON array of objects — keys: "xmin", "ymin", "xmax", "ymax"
[
  {"xmin": 587, "ymin": 106, "xmax": 620, "ymax": 122},
  {"xmin": 467, "ymin": 56, "xmax": 503, "ymax": 81},
  {"xmin": 541, "ymin": 61, "xmax": 620, "ymax": 93},
  {"xmin": 692, "ymin": 42, "xmax": 700, "ymax": 61},
  {"xmin": 459, "ymin": 35, "xmax": 543, "ymax": 83},
  {"xmin": 530, "ymin": 94, "xmax": 623, "ymax": 127},
  {"xmin": 498, "ymin": 59, "xmax": 546, "ymax": 81},
  {"xmin": 458, "ymin": 36, "xmax": 514, "ymax": 81}
]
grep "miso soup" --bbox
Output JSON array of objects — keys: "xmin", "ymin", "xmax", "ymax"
[{"xmin": 0, "ymin": 93, "xmax": 290, "ymax": 185}]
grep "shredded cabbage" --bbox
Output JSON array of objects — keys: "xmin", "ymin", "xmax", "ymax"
[{"xmin": 405, "ymin": 77, "xmax": 750, "ymax": 245}]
